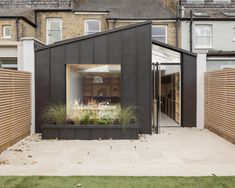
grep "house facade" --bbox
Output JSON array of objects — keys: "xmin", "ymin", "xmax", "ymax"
[
  {"xmin": 0, "ymin": 0, "xmax": 180, "ymax": 70},
  {"xmin": 180, "ymin": 0, "xmax": 235, "ymax": 71}
]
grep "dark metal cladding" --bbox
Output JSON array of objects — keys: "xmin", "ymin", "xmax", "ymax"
[
  {"xmin": 35, "ymin": 21, "xmax": 152, "ymax": 134},
  {"xmin": 181, "ymin": 53, "xmax": 197, "ymax": 127}
]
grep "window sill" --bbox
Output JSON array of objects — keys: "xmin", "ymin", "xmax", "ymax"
[
  {"xmin": 194, "ymin": 46, "xmax": 214, "ymax": 50},
  {"xmin": 1, "ymin": 37, "xmax": 12, "ymax": 39}
]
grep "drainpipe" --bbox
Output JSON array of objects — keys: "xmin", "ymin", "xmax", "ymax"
[
  {"xmin": 16, "ymin": 18, "xmax": 19, "ymax": 41},
  {"xmin": 106, "ymin": 19, "xmax": 109, "ymax": 30},
  {"xmin": 112, "ymin": 19, "xmax": 117, "ymax": 29},
  {"xmin": 190, "ymin": 10, "xmax": 193, "ymax": 52},
  {"xmin": 175, "ymin": 1, "xmax": 180, "ymax": 48}
]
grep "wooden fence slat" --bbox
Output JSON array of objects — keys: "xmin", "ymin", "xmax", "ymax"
[
  {"xmin": 0, "ymin": 68, "xmax": 31, "ymax": 153},
  {"xmin": 205, "ymin": 68, "xmax": 235, "ymax": 144}
]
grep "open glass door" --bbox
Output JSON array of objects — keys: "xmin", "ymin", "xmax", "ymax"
[
  {"xmin": 158, "ymin": 64, "xmax": 181, "ymax": 127},
  {"xmin": 152, "ymin": 43, "xmax": 181, "ymax": 132}
]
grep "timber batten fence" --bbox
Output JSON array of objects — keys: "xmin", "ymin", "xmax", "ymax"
[
  {"xmin": 0, "ymin": 69, "xmax": 31, "ymax": 152},
  {"xmin": 205, "ymin": 69, "xmax": 235, "ymax": 144}
]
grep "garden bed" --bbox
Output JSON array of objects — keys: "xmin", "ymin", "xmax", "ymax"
[{"xmin": 41, "ymin": 124, "xmax": 139, "ymax": 140}]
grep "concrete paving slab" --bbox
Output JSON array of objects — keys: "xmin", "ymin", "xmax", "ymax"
[{"xmin": 0, "ymin": 128, "xmax": 234, "ymax": 176}]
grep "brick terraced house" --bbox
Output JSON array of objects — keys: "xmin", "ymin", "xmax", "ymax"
[{"xmin": 0, "ymin": 0, "xmax": 180, "ymax": 70}]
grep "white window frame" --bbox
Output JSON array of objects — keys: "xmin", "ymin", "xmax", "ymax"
[
  {"xmin": 195, "ymin": 24, "xmax": 213, "ymax": 49},
  {"xmin": 46, "ymin": 18, "xmax": 62, "ymax": 45},
  {"xmin": 84, "ymin": 19, "xmax": 101, "ymax": 36},
  {"xmin": 152, "ymin": 25, "xmax": 168, "ymax": 43},
  {"xmin": 214, "ymin": 0, "xmax": 231, "ymax": 3},
  {"xmin": 233, "ymin": 27, "xmax": 235, "ymax": 41},
  {"xmin": 0, "ymin": 58, "xmax": 17, "ymax": 70},
  {"xmin": 187, "ymin": 0, "xmax": 204, "ymax": 3},
  {"xmin": 2, "ymin": 25, "xmax": 11, "ymax": 39}
]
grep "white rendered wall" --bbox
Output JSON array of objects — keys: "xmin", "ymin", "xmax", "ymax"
[
  {"xmin": 181, "ymin": 21, "xmax": 235, "ymax": 52},
  {"xmin": 19, "ymin": 38, "xmax": 36, "ymax": 134},
  {"xmin": 197, "ymin": 53, "xmax": 207, "ymax": 129}
]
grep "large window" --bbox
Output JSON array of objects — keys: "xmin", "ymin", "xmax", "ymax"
[
  {"xmin": 84, "ymin": 20, "xmax": 101, "ymax": 35},
  {"xmin": 0, "ymin": 59, "xmax": 17, "ymax": 70},
  {"xmin": 152, "ymin": 26, "xmax": 167, "ymax": 43},
  {"xmin": 66, "ymin": 64, "xmax": 121, "ymax": 119},
  {"xmin": 195, "ymin": 25, "xmax": 212, "ymax": 48},
  {"xmin": 2, "ymin": 25, "xmax": 11, "ymax": 38},
  {"xmin": 46, "ymin": 18, "xmax": 62, "ymax": 44}
]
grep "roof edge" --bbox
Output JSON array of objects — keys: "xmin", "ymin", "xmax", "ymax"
[
  {"xmin": 36, "ymin": 21, "xmax": 152, "ymax": 51},
  {"xmin": 0, "ymin": 16, "xmax": 37, "ymax": 27},
  {"xmin": 152, "ymin": 39, "xmax": 197, "ymax": 57}
]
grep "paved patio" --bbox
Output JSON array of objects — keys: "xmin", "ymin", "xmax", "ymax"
[{"xmin": 0, "ymin": 128, "xmax": 234, "ymax": 176}]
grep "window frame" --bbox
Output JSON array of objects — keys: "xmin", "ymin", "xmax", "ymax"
[
  {"xmin": 0, "ymin": 58, "xmax": 17, "ymax": 70},
  {"xmin": 194, "ymin": 24, "xmax": 213, "ymax": 49},
  {"xmin": 84, "ymin": 19, "xmax": 101, "ymax": 36},
  {"xmin": 46, "ymin": 18, "xmax": 62, "ymax": 45},
  {"xmin": 213, "ymin": 0, "xmax": 231, "ymax": 3},
  {"xmin": 187, "ymin": 0, "xmax": 204, "ymax": 3},
  {"xmin": 2, "ymin": 25, "xmax": 12, "ymax": 39},
  {"xmin": 233, "ymin": 27, "xmax": 235, "ymax": 41},
  {"xmin": 152, "ymin": 25, "xmax": 168, "ymax": 44}
]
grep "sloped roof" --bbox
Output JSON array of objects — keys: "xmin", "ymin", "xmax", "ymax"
[
  {"xmin": 75, "ymin": 0, "xmax": 176, "ymax": 19},
  {"xmin": 0, "ymin": 8, "xmax": 36, "ymax": 26}
]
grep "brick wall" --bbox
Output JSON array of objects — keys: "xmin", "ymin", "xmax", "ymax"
[
  {"xmin": 36, "ymin": 12, "xmax": 108, "ymax": 44},
  {"xmin": 0, "ymin": 19, "xmax": 17, "ymax": 41},
  {"xmin": 19, "ymin": 20, "xmax": 35, "ymax": 39},
  {"xmin": 0, "ymin": 19, "xmax": 35, "ymax": 41},
  {"xmin": 110, "ymin": 21, "xmax": 178, "ymax": 47}
]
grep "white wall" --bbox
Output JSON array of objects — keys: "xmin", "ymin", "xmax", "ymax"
[
  {"xmin": 0, "ymin": 39, "xmax": 38, "ymax": 133},
  {"xmin": 196, "ymin": 53, "xmax": 207, "ymax": 129},
  {"xmin": 181, "ymin": 21, "xmax": 235, "ymax": 52},
  {"xmin": 18, "ymin": 38, "xmax": 37, "ymax": 134}
]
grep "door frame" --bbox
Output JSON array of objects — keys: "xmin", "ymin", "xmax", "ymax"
[{"xmin": 152, "ymin": 62, "xmax": 181, "ymax": 133}]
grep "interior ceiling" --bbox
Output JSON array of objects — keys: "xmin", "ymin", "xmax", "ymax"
[
  {"xmin": 70, "ymin": 64, "xmax": 121, "ymax": 73},
  {"xmin": 152, "ymin": 44, "xmax": 180, "ymax": 64}
]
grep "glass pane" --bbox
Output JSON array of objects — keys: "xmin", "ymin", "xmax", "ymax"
[
  {"xmin": 67, "ymin": 64, "xmax": 121, "ymax": 123},
  {"xmin": 86, "ymin": 20, "xmax": 100, "ymax": 35},
  {"xmin": 152, "ymin": 27, "xmax": 166, "ymax": 36},
  {"xmin": 48, "ymin": 30, "xmax": 61, "ymax": 44},
  {"xmin": 152, "ymin": 44, "xmax": 180, "ymax": 63},
  {"xmin": 196, "ymin": 36, "xmax": 210, "ymax": 46},
  {"xmin": 88, "ymin": 21, "xmax": 99, "ymax": 31},
  {"xmin": 49, "ymin": 19, "xmax": 61, "ymax": 30},
  {"xmin": 195, "ymin": 25, "xmax": 211, "ymax": 37},
  {"xmin": 153, "ymin": 36, "xmax": 166, "ymax": 43},
  {"xmin": 159, "ymin": 65, "xmax": 181, "ymax": 127},
  {"xmin": 0, "ymin": 59, "xmax": 17, "ymax": 70},
  {"xmin": 3, "ymin": 26, "xmax": 11, "ymax": 37}
]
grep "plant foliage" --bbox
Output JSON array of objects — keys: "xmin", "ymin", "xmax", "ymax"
[{"xmin": 41, "ymin": 103, "xmax": 66, "ymax": 125}]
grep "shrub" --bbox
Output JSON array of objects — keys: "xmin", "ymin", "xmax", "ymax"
[
  {"xmin": 97, "ymin": 118, "xmax": 112, "ymax": 125},
  {"xmin": 79, "ymin": 111, "xmax": 93, "ymax": 125},
  {"xmin": 41, "ymin": 103, "xmax": 66, "ymax": 125},
  {"xmin": 117, "ymin": 106, "xmax": 137, "ymax": 128}
]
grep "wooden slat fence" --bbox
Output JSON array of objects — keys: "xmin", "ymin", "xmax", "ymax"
[
  {"xmin": 0, "ymin": 68, "xmax": 31, "ymax": 153},
  {"xmin": 205, "ymin": 69, "xmax": 235, "ymax": 144}
]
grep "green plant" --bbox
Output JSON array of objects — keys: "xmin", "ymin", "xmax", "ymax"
[
  {"xmin": 41, "ymin": 103, "xmax": 66, "ymax": 125},
  {"xmin": 97, "ymin": 118, "xmax": 112, "ymax": 125},
  {"xmin": 117, "ymin": 106, "xmax": 137, "ymax": 128},
  {"xmin": 79, "ymin": 111, "xmax": 93, "ymax": 125}
]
